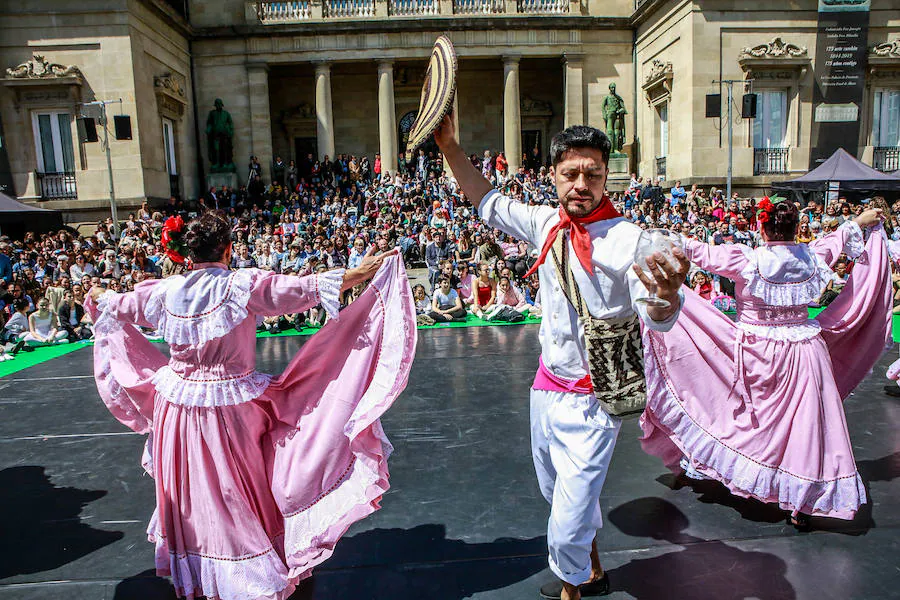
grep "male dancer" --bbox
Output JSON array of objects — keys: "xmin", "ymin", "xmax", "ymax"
[{"xmin": 434, "ymin": 118, "xmax": 689, "ymax": 600}]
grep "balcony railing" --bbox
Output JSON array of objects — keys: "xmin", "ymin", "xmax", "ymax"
[
  {"xmin": 256, "ymin": 0, "xmax": 576, "ymax": 20},
  {"xmin": 36, "ymin": 171, "xmax": 77, "ymax": 200},
  {"xmin": 753, "ymin": 147, "xmax": 789, "ymax": 176},
  {"xmin": 324, "ymin": 0, "xmax": 375, "ymax": 17},
  {"xmin": 873, "ymin": 146, "xmax": 900, "ymax": 173},
  {"xmin": 259, "ymin": 1, "xmax": 311, "ymax": 21},
  {"xmin": 518, "ymin": 0, "xmax": 568, "ymax": 14},
  {"xmin": 655, "ymin": 156, "xmax": 666, "ymax": 180},
  {"xmin": 453, "ymin": 0, "xmax": 504, "ymax": 13},
  {"xmin": 390, "ymin": 0, "xmax": 438, "ymax": 15}
]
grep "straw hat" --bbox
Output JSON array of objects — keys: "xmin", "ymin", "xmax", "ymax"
[{"xmin": 405, "ymin": 35, "xmax": 457, "ymax": 160}]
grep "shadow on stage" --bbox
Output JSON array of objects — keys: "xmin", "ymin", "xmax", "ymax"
[
  {"xmin": 606, "ymin": 497, "xmax": 796, "ymax": 599},
  {"xmin": 0, "ymin": 465, "xmax": 124, "ymax": 579},
  {"xmin": 654, "ymin": 450, "xmax": 900, "ymax": 536},
  {"xmin": 112, "ymin": 524, "xmax": 547, "ymax": 600}
]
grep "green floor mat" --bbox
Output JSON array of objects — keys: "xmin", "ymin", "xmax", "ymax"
[{"xmin": 0, "ymin": 341, "xmax": 91, "ymax": 379}]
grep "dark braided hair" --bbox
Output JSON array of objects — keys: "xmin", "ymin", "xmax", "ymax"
[
  {"xmin": 183, "ymin": 211, "xmax": 232, "ymax": 263},
  {"xmin": 761, "ymin": 201, "xmax": 799, "ymax": 242}
]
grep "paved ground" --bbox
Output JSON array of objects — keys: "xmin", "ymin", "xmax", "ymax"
[{"xmin": 0, "ymin": 326, "xmax": 898, "ymax": 599}]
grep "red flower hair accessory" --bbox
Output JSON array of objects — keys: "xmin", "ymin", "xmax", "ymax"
[
  {"xmin": 161, "ymin": 216, "xmax": 187, "ymax": 264},
  {"xmin": 756, "ymin": 197, "xmax": 775, "ymax": 223}
]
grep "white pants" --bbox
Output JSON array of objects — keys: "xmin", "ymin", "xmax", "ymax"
[{"xmin": 530, "ymin": 388, "xmax": 622, "ymax": 585}]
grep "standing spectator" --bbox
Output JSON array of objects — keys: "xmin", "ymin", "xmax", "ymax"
[
  {"xmin": 0, "ymin": 242, "xmax": 12, "ymax": 283},
  {"xmin": 670, "ymin": 180, "xmax": 687, "ymax": 205},
  {"xmin": 272, "ymin": 155, "xmax": 286, "ymax": 186},
  {"xmin": 496, "ymin": 152, "xmax": 508, "ymax": 183}
]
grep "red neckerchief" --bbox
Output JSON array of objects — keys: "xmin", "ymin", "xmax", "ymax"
[{"xmin": 525, "ymin": 196, "xmax": 621, "ymax": 277}]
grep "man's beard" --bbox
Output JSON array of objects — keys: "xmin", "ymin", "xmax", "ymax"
[{"xmin": 562, "ymin": 194, "xmax": 598, "ymax": 217}]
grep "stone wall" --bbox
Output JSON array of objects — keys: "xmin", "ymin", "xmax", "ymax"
[
  {"xmin": 128, "ymin": 0, "xmax": 198, "ymax": 203},
  {"xmin": 0, "ymin": 0, "xmax": 194, "ymax": 221}
]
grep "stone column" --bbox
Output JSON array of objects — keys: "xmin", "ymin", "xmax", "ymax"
[
  {"xmin": 247, "ymin": 63, "xmax": 274, "ymax": 183},
  {"xmin": 563, "ymin": 52, "xmax": 585, "ymax": 129},
  {"xmin": 503, "ymin": 56, "xmax": 522, "ymax": 173},
  {"xmin": 377, "ymin": 60, "xmax": 398, "ymax": 175},
  {"xmin": 314, "ymin": 62, "xmax": 335, "ymax": 160}
]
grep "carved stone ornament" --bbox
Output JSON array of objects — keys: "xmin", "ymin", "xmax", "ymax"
[
  {"xmin": 520, "ymin": 95, "xmax": 553, "ymax": 116},
  {"xmin": 871, "ymin": 40, "xmax": 900, "ymax": 58},
  {"xmin": 644, "ymin": 59, "xmax": 673, "ymax": 85},
  {"xmin": 5, "ymin": 54, "xmax": 82, "ymax": 79},
  {"xmin": 642, "ymin": 60, "xmax": 673, "ymax": 106},
  {"xmin": 154, "ymin": 73, "xmax": 186, "ymax": 98},
  {"xmin": 740, "ymin": 37, "xmax": 808, "ymax": 59}
]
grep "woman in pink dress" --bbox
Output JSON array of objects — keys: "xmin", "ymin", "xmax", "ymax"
[
  {"xmin": 85, "ymin": 211, "xmax": 416, "ymax": 600},
  {"xmin": 639, "ymin": 200, "xmax": 890, "ymax": 528}
]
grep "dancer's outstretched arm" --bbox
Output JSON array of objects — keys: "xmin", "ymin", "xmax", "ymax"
[{"xmin": 433, "ymin": 114, "xmax": 492, "ymax": 211}]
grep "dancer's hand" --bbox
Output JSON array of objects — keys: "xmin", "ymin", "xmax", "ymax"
[
  {"xmin": 854, "ymin": 208, "xmax": 884, "ymax": 229},
  {"xmin": 632, "ymin": 247, "xmax": 691, "ymax": 320},
  {"xmin": 341, "ymin": 247, "xmax": 397, "ymax": 291},
  {"xmin": 433, "ymin": 113, "xmax": 458, "ymax": 153}
]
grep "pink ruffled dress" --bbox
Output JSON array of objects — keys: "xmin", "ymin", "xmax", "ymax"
[
  {"xmin": 640, "ymin": 222, "xmax": 892, "ymax": 519},
  {"xmin": 84, "ymin": 256, "xmax": 416, "ymax": 600}
]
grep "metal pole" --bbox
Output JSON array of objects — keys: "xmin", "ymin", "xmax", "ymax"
[
  {"xmin": 101, "ymin": 102, "xmax": 120, "ymax": 239},
  {"xmin": 726, "ymin": 81, "xmax": 733, "ymax": 201}
]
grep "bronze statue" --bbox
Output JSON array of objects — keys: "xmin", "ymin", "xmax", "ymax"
[
  {"xmin": 601, "ymin": 83, "xmax": 627, "ymax": 155},
  {"xmin": 206, "ymin": 98, "xmax": 235, "ymax": 173}
]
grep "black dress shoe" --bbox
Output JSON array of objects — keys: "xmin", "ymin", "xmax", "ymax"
[
  {"xmin": 539, "ymin": 573, "xmax": 610, "ymax": 599},
  {"xmin": 884, "ymin": 384, "xmax": 900, "ymax": 397}
]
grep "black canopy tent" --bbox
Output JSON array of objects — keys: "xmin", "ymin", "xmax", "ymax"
[
  {"xmin": 771, "ymin": 148, "xmax": 900, "ymax": 194},
  {"xmin": 0, "ymin": 192, "xmax": 63, "ymax": 240}
]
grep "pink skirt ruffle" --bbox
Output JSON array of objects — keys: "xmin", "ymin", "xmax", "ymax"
[
  {"xmin": 94, "ymin": 257, "xmax": 416, "ymax": 600},
  {"xmin": 640, "ymin": 232, "xmax": 891, "ymax": 520}
]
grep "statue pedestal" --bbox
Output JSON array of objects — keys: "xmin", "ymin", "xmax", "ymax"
[
  {"xmin": 207, "ymin": 172, "xmax": 238, "ymax": 190},
  {"xmin": 608, "ymin": 153, "xmax": 629, "ymax": 175}
]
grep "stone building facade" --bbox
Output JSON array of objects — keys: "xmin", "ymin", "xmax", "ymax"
[{"xmin": 0, "ymin": 0, "xmax": 898, "ymax": 222}]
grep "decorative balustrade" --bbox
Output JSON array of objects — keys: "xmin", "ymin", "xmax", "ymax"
[
  {"xmin": 518, "ymin": 0, "xmax": 568, "ymax": 14},
  {"xmin": 753, "ymin": 147, "xmax": 789, "ymax": 175},
  {"xmin": 36, "ymin": 171, "xmax": 77, "ymax": 200},
  {"xmin": 256, "ymin": 0, "xmax": 580, "ymax": 20},
  {"xmin": 390, "ymin": 0, "xmax": 438, "ymax": 15},
  {"xmin": 258, "ymin": 1, "xmax": 311, "ymax": 22},
  {"xmin": 452, "ymin": 0, "xmax": 505, "ymax": 13},
  {"xmin": 325, "ymin": 0, "xmax": 376, "ymax": 17},
  {"xmin": 873, "ymin": 146, "xmax": 900, "ymax": 173}
]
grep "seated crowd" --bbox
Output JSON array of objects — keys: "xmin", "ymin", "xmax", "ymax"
[{"xmin": 1, "ymin": 150, "xmax": 894, "ymax": 361}]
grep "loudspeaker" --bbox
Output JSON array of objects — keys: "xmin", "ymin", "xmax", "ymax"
[
  {"xmin": 114, "ymin": 115, "xmax": 132, "ymax": 140},
  {"xmin": 705, "ymin": 94, "xmax": 721, "ymax": 118},
  {"xmin": 77, "ymin": 117, "xmax": 98, "ymax": 143},
  {"xmin": 742, "ymin": 93, "xmax": 758, "ymax": 119}
]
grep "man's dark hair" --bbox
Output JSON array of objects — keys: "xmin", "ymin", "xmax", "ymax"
[{"xmin": 549, "ymin": 126, "xmax": 611, "ymax": 168}]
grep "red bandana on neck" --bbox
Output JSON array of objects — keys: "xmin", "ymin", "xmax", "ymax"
[{"xmin": 525, "ymin": 196, "xmax": 621, "ymax": 278}]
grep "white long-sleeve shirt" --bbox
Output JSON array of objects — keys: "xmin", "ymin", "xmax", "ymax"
[{"xmin": 480, "ymin": 190, "xmax": 683, "ymax": 380}]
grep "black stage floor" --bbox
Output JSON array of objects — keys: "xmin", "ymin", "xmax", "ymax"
[{"xmin": 1, "ymin": 326, "xmax": 899, "ymax": 599}]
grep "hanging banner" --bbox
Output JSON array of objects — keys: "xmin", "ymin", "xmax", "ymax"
[{"xmin": 809, "ymin": 0, "xmax": 870, "ymax": 169}]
